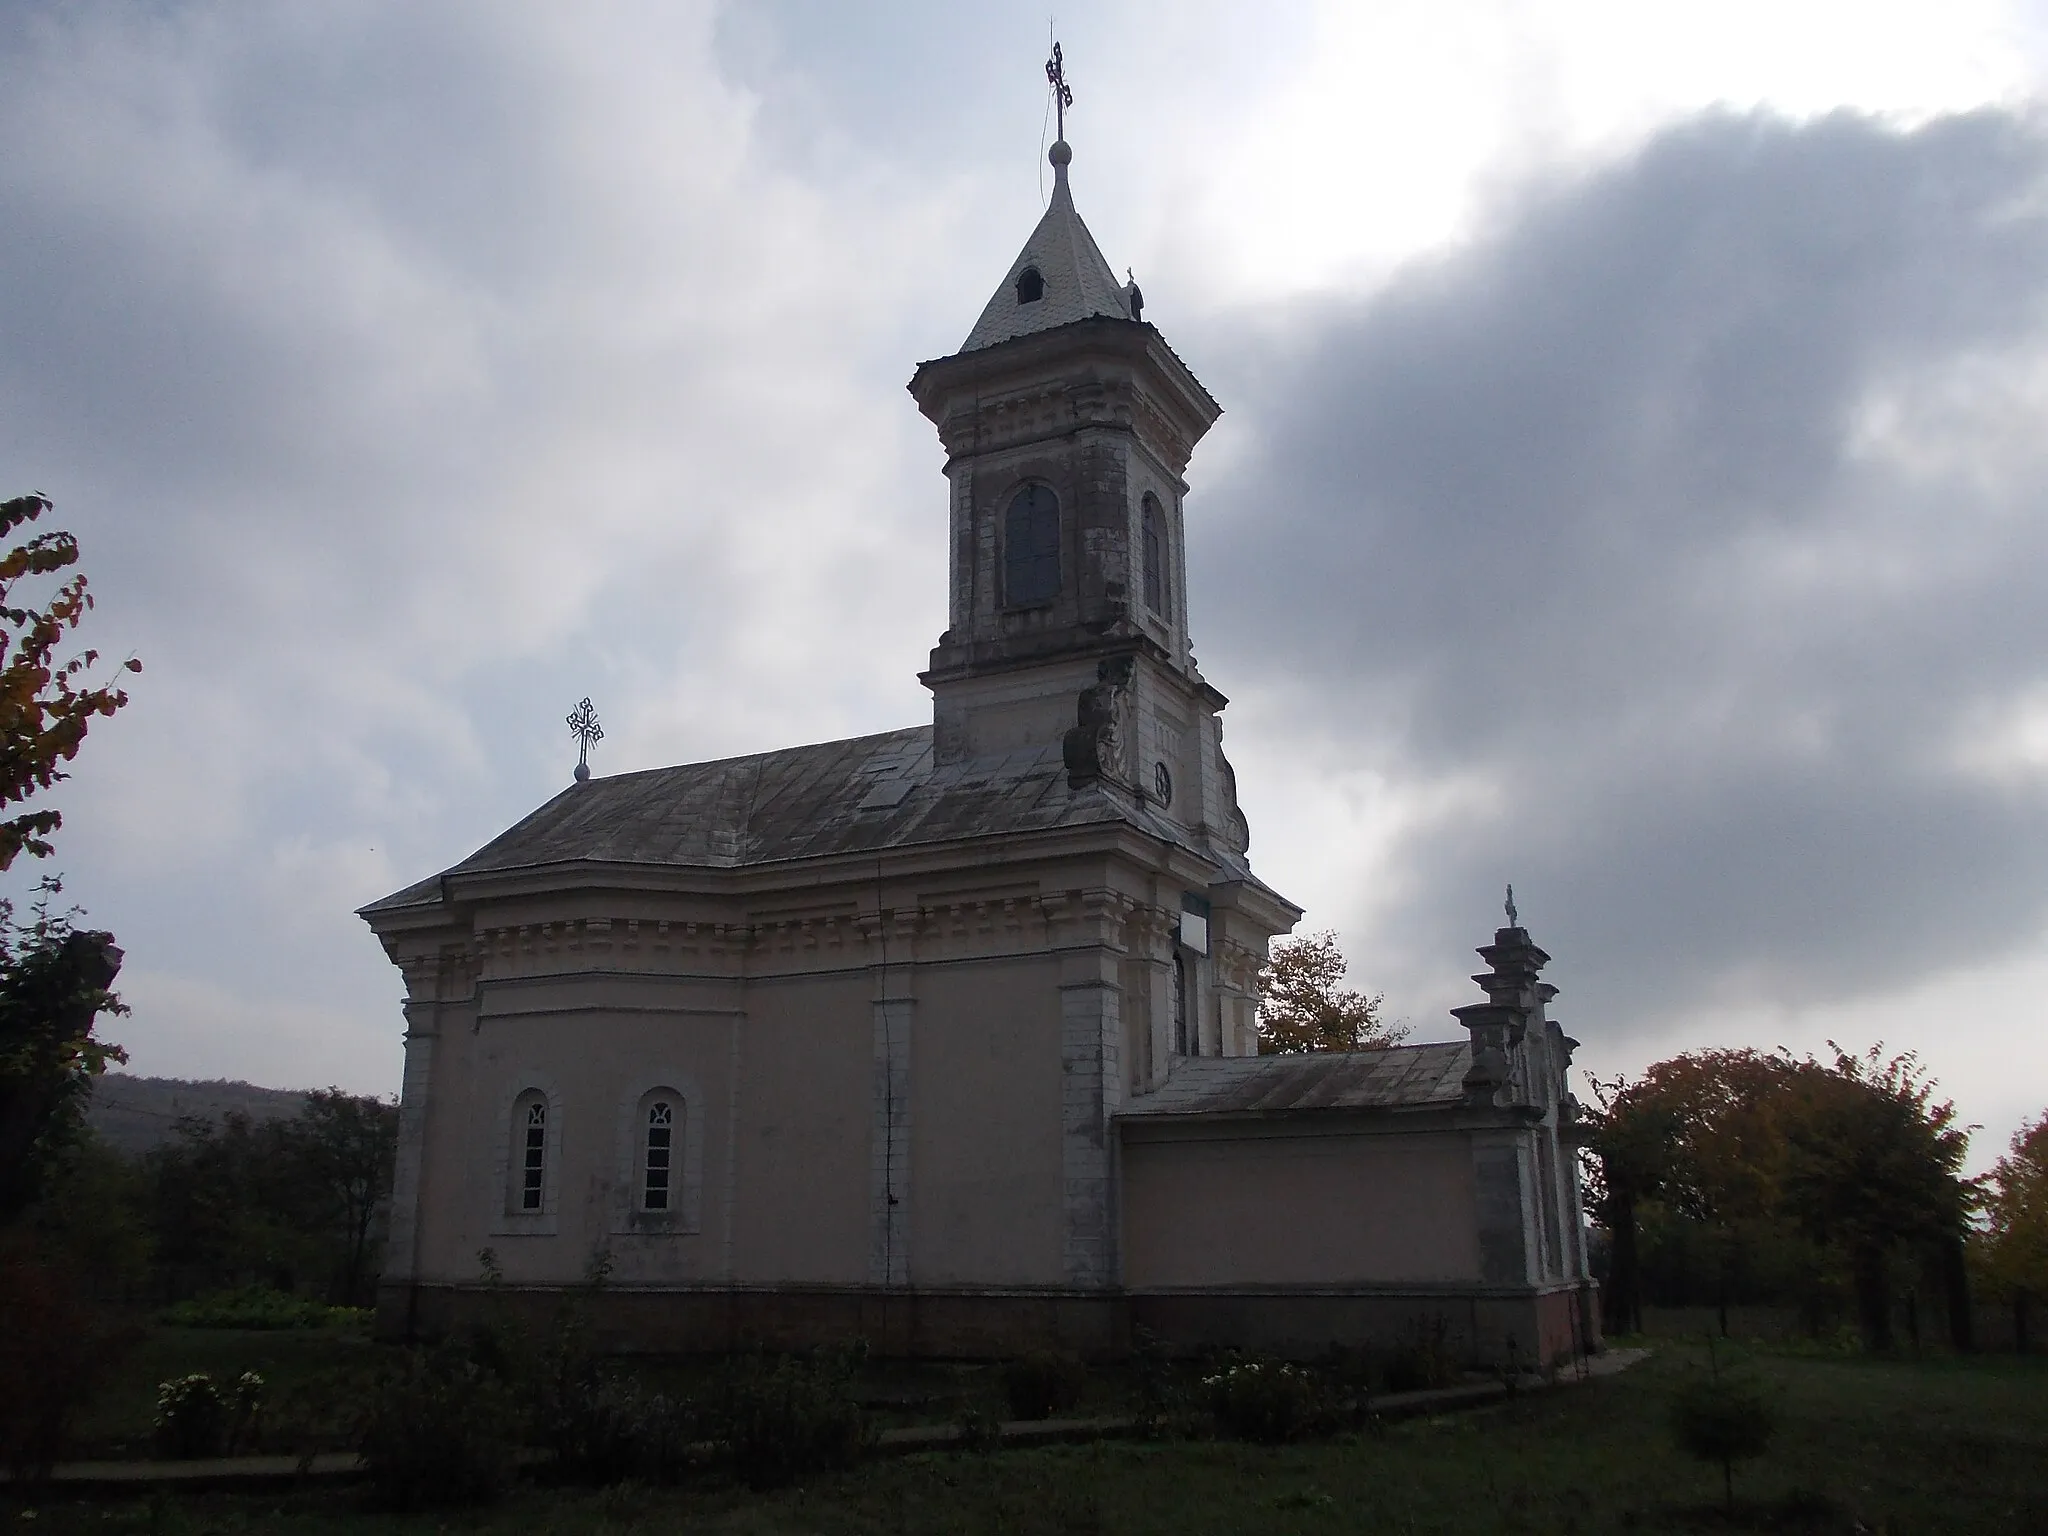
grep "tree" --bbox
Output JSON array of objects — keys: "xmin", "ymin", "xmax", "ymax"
[
  {"xmin": 0, "ymin": 493, "xmax": 137, "ymax": 1221},
  {"xmin": 0, "ymin": 493, "xmax": 139, "ymax": 871},
  {"xmin": 0, "ymin": 882, "xmax": 126, "ymax": 1220},
  {"xmin": 145, "ymin": 1091, "xmax": 399, "ymax": 1304},
  {"xmin": 1584, "ymin": 1051, "xmax": 1792, "ymax": 1336},
  {"xmin": 1769, "ymin": 1045, "xmax": 1972, "ymax": 1351},
  {"xmin": 1256, "ymin": 931, "xmax": 1405, "ymax": 1054},
  {"xmin": 1978, "ymin": 1114, "xmax": 2048, "ymax": 1352},
  {"xmin": 296, "ymin": 1088, "xmax": 399, "ymax": 1305}
]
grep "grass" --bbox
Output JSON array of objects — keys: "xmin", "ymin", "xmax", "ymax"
[{"xmin": 9, "ymin": 1340, "xmax": 2045, "ymax": 1533}]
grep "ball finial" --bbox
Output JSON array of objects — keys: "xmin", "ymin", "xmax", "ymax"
[{"xmin": 1049, "ymin": 139, "xmax": 1072, "ymax": 168}]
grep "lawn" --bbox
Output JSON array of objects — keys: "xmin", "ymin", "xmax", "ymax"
[{"xmin": 10, "ymin": 1339, "xmax": 2045, "ymax": 1534}]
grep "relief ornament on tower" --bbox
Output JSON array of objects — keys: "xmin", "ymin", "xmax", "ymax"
[{"xmin": 1063, "ymin": 656, "xmax": 1134, "ymax": 789}]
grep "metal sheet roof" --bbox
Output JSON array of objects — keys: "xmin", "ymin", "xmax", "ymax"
[
  {"xmin": 960, "ymin": 154, "xmax": 1134, "ymax": 353},
  {"xmin": 1121, "ymin": 1043, "xmax": 1474, "ymax": 1118},
  {"xmin": 363, "ymin": 724, "xmax": 1262, "ymax": 915}
]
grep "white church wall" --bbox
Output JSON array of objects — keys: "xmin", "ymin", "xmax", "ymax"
[
  {"xmin": 727, "ymin": 970, "xmax": 873, "ymax": 1286},
  {"xmin": 907, "ymin": 956, "xmax": 1066, "ymax": 1285},
  {"xmin": 1120, "ymin": 1128, "xmax": 1482, "ymax": 1288}
]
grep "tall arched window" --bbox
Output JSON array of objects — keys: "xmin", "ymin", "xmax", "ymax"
[
  {"xmin": 1173, "ymin": 953, "xmax": 1190, "ymax": 1056},
  {"xmin": 613, "ymin": 1078, "xmax": 702, "ymax": 1235},
  {"xmin": 642, "ymin": 1098, "xmax": 677, "ymax": 1211},
  {"xmin": 1141, "ymin": 494, "xmax": 1166, "ymax": 616},
  {"xmin": 1015, "ymin": 266, "xmax": 1045, "ymax": 303},
  {"xmin": 516, "ymin": 1094, "xmax": 548, "ymax": 1212},
  {"xmin": 1004, "ymin": 485, "xmax": 1061, "ymax": 605}
]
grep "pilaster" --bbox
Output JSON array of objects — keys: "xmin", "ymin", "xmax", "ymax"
[
  {"xmin": 385, "ymin": 945, "xmax": 475, "ymax": 1289},
  {"xmin": 869, "ymin": 989, "xmax": 912, "ymax": 1288},
  {"xmin": 1059, "ymin": 939, "xmax": 1124, "ymax": 1289}
]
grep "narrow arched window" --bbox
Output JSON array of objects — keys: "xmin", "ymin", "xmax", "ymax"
[
  {"xmin": 1173, "ymin": 953, "xmax": 1190, "ymax": 1056},
  {"xmin": 1004, "ymin": 485, "xmax": 1061, "ymax": 605},
  {"xmin": 1141, "ymin": 494, "xmax": 1166, "ymax": 616},
  {"xmin": 1015, "ymin": 266, "xmax": 1045, "ymax": 303},
  {"xmin": 643, "ymin": 1098, "xmax": 676, "ymax": 1211},
  {"xmin": 518, "ymin": 1095, "xmax": 547, "ymax": 1211}
]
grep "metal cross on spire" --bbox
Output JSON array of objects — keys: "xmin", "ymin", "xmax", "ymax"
[
  {"xmin": 1505, "ymin": 884, "xmax": 1519, "ymax": 929},
  {"xmin": 1046, "ymin": 40, "xmax": 1073, "ymax": 142},
  {"xmin": 567, "ymin": 697, "xmax": 603, "ymax": 784}
]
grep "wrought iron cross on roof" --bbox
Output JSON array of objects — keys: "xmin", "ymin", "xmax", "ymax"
[
  {"xmin": 1046, "ymin": 41, "xmax": 1073, "ymax": 141},
  {"xmin": 567, "ymin": 697, "xmax": 603, "ymax": 784}
]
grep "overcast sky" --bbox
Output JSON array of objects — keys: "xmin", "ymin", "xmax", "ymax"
[{"xmin": 4, "ymin": 1, "xmax": 2047, "ymax": 1171}]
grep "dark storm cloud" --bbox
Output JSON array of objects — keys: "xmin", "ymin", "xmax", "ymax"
[{"xmin": 1196, "ymin": 109, "xmax": 2048, "ymax": 1029}]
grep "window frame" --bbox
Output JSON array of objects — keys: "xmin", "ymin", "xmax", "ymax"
[
  {"xmin": 490, "ymin": 1078, "xmax": 562, "ymax": 1236},
  {"xmin": 612, "ymin": 1075, "xmax": 705, "ymax": 1236},
  {"xmin": 1001, "ymin": 483, "xmax": 1063, "ymax": 609},
  {"xmin": 1140, "ymin": 493, "xmax": 1167, "ymax": 618}
]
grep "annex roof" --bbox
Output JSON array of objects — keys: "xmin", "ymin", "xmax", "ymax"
[
  {"xmin": 1119, "ymin": 1043, "xmax": 1474, "ymax": 1119},
  {"xmin": 959, "ymin": 143, "xmax": 1135, "ymax": 353},
  {"xmin": 362, "ymin": 724, "xmax": 1261, "ymax": 915}
]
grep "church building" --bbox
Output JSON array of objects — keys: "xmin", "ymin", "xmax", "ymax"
[{"xmin": 362, "ymin": 122, "xmax": 1598, "ymax": 1367}]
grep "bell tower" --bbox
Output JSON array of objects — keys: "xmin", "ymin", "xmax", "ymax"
[{"xmin": 908, "ymin": 134, "xmax": 1249, "ymax": 862}]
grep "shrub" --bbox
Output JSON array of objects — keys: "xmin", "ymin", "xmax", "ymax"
[
  {"xmin": 1002, "ymin": 1350, "xmax": 1087, "ymax": 1421},
  {"xmin": 161, "ymin": 1286, "xmax": 367, "ymax": 1331},
  {"xmin": 153, "ymin": 1374, "xmax": 226, "ymax": 1459},
  {"xmin": 1380, "ymin": 1318, "xmax": 1456, "ymax": 1393},
  {"xmin": 712, "ymin": 1352, "xmax": 871, "ymax": 1491},
  {"xmin": 355, "ymin": 1347, "xmax": 521, "ymax": 1510},
  {"xmin": 1670, "ymin": 1347, "xmax": 1776, "ymax": 1509},
  {"xmin": 536, "ymin": 1369, "xmax": 695, "ymax": 1486},
  {"xmin": 1204, "ymin": 1358, "xmax": 1337, "ymax": 1445}
]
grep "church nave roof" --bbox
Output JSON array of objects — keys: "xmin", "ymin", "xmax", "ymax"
[{"xmin": 362, "ymin": 722, "xmax": 1259, "ymax": 913}]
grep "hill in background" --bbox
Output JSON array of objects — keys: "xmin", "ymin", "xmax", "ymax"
[{"xmin": 86, "ymin": 1073, "xmax": 313, "ymax": 1156}]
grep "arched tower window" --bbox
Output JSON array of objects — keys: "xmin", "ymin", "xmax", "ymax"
[
  {"xmin": 1141, "ymin": 494, "xmax": 1167, "ymax": 617},
  {"xmin": 642, "ymin": 1097, "xmax": 677, "ymax": 1211},
  {"xmin": 515, "ymin": 1093, "xmax": 548, "ymax": 1212},
  {"xmin": 1004, "ymin": 485, "xmax": 1061, "ymax": 605},
  {"xmin": 1015, "ymin": 266, "xmax": 1045, "ymax": 303},
  {"xmin": 1173, "ymin": 953, "xmax": 1190, "ymax": 1056}
]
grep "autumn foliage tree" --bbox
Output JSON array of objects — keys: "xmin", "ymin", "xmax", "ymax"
[
  {"xmin": 1977, "ymin": 1114, "xmax": 2048, "ymax": 1352},
  {"xmin": 0, "ymin": 492, "xmax": 137, "ymax": 1220},
  {"xmin": 1584, "ymin": 1050, "xmax": 1790, "ymax": 1336},
  {"xmin": 1256, "ymin": 930, "xmax": 1407, "ymax": 1054},
  {"xmin": 0, "ymin": 494, "xmax": 138, "ymax": 871},
  {"xmin": 1586, "ymin": 1045, "xmax": 1973, "ymax": 1350}
]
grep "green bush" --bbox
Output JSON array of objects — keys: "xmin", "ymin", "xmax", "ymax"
[
  {"xmin": 153, "ymin": 1373, "xmax": 230, "ymax": 1459},
  {"xmin": 712, "ymin": 1352, "xmax": 871, "ymax": 1491},
  {"xmin": 1204, "ymin": 1358, "xmax": 1338, "ymax": 1445},
  {"xmin": 355, "ymin": 1347, "xmax": 521, "ymax": 1510},
  {"xmin": 1379, "ymin": 1316, "xmax": 1456, "ymax": 1393},
  {"xmin": 161, "ymin": 1285, "xmax": 368, "ymax": 1331},
  {"xmin": 1670, "ymin": 1352, "xmax": 1776, "ymax": 1508},
  {"xmin": 1002, "ymin": 1350, "xmax": 1087, "ymax": 1421},
  {"xmin": 529, "ymin": 1327, "xmax": 695, "ymax": 1487}
]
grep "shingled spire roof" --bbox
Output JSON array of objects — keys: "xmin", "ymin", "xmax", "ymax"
[{"xmin": 959, "ymin": 140, "xmax": 1135, "ymax": 353}]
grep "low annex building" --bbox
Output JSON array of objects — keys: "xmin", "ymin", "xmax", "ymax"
[{"xmin": 361, "ymin": 129, "xmax": 1599, "ymax": 1366}]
